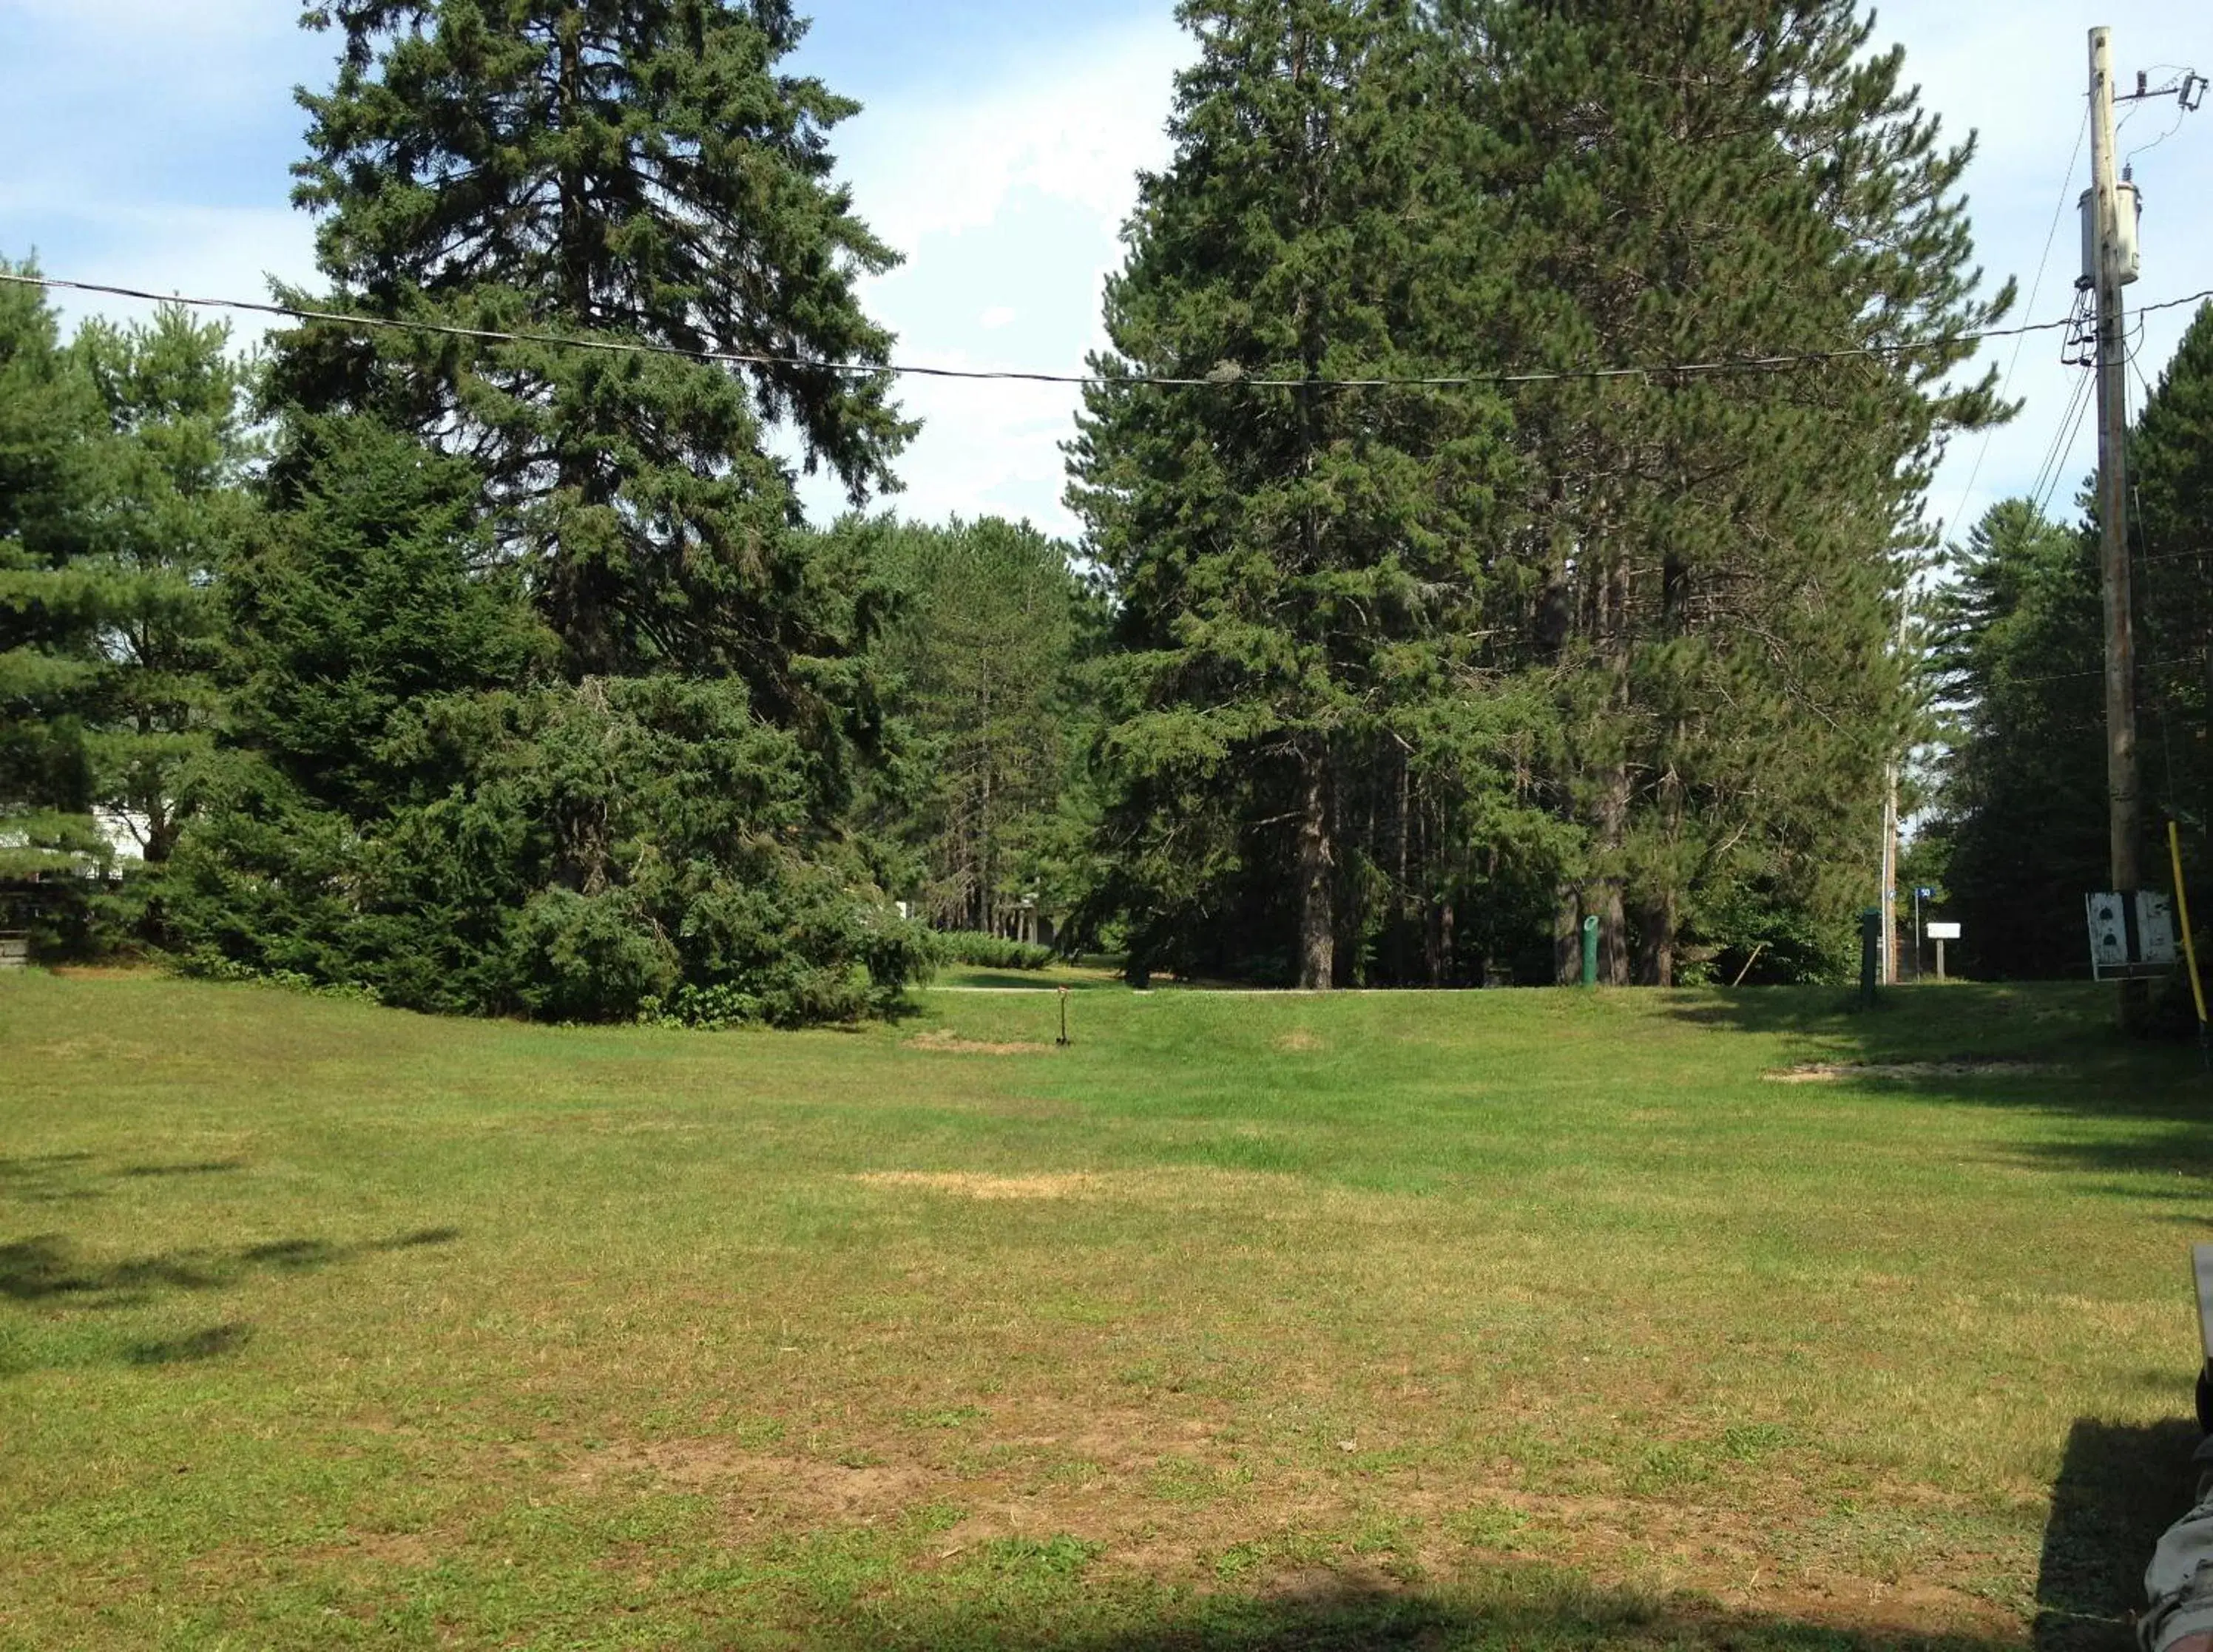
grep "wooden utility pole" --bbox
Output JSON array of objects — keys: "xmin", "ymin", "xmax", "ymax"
[
  {"xmin": 2089, "ymin": 26, "xmax": 2143, "ymax": 1022},
  {"xmin": 1880, "ymin": 756, "xmax": 1899, "ymax": 985}
]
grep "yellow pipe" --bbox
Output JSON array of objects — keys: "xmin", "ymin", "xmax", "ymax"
[{"xmin": 2170, "ymin": 820, "xmax": 2209, "ymax": 1027}]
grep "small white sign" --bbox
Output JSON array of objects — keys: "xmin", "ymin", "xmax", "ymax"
[
  {"xmin": 2141, "ymin": 891, "xmax": 2180, "ymax": 966},
  {"xmin": 1927, "ymin": 921, "xmax": 1962, "ymax": 941},
  {"xmin": 2086, "ymin": 890, "xmax": 2180, "ymax": 976},
  {"xmin": 2089, "ymin": 893, "xmax": 2131, "ymax": 967}
]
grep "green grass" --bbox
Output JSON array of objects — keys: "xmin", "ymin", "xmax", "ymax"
[{"xmin": 1, "ymin": 970, "xmax": 2205, "ymax": 1649}]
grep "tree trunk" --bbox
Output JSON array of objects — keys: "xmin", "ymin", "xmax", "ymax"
[
  {"xmin": 1634, "ymin": 893, "xmax": 1676, "ymax": 986},
  {"xmin": 1635, "ymin": 550, "xmax": 1690, "ymax": 989},
  {"xmin": 1591, "ymin": 757, "xmax": 1632, "ymax": 985},
  {"xmin": 1553, "ymin": 880, "xmax": 1581, "ymax": 986},
  {"xmin": 1297, "ymin": 744, "xmax": 1334, "ymax": 991},
  {"xmin": 1594, "ymin": 559, "xmax": 1632, "ymax": 986},
  {"xmin": 547, "ymin": 24, "xmax": 617, "ymax": 674}
]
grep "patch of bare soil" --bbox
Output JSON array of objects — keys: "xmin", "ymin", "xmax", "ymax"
[
  {"xmin": 543, "ymin": 1400, "xmax": 2022, "ymax": 1645},
  {"xmin": 1764, "ymin": 1059, "xmax": 2058, "ymax": 1083},
  {"xmin": 351, "ymin": 1531, "xmax": 436, "ymax": 1568},
  {"xmin": 906, "ymin": 1030, "xmax": 1053, "ymax": 1056},
  {"xmin": 854, "ymin": 1171, "xmax": 1101, "ymax": 1200},
  {"xmin": 572, "ymin": 1441, "xmax": 930, "ymax": 1520}
]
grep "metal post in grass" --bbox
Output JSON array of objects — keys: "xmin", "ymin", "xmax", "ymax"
[
  {"xmin": 1581, "ymin": 915, "xmax": 1599, "ymax": 989},
  {"xmin": 1859, "ymin": 910, "xmax": 1882, "ymax": 1008},
  {"xmin": 1057, "ymin": 986, "xmax": 1072, "ymax": 1048}
]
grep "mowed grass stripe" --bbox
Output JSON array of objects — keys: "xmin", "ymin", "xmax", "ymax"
[{"xmin": 0, "ymin": 970, "xmax": 2200, "ymax": 1649}]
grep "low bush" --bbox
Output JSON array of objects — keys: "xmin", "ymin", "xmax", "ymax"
[{"xmin": 933, "ymin": 930, "xmax": 1055, "ymax": 971}]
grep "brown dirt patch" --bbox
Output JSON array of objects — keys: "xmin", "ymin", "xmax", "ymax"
[
  {"xmin": 47, "ymin": 964, "xmax": 161, "ymax": 981},
  {"xmin": 854, "ymin": 1171, "xmax": 1101, "ymax": 1200},
  {"xmin": 1274, "ymin": 1030, "xmax": 1325, "ymax": 1053},
  {"xmin": 572, "ymin": 1441, "xmax": 930, "ymax": 1520},
  {"xmin": 1764, "ymin": 1060, "xmax": 2058, "ymax": 1083},
  {"xmin": 538, "ymin": 1403, "xmax": 2024, "ymax": 1644},
  {"xmin": 351, "ymin": 1531, "xmax": 436, "ymax": 1568},
  {"xmin": 906, "ymin": 1030, "xmax": 1053, "ymax": 1056}
]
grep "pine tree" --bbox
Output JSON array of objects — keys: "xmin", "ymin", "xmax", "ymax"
[
  {"xmin": 186, "ymin": 0, "xmax": 931, "ymax": 1020},
  {"xmin": 72, "ymin": 307, "xmax": 258, "ymax": 872},
  {"xmin": 281, "ymin": 0, "xmax": 910, "ymax": 680},
  {"xmin": 1069, "ymin": 0, "xmax": 1530, "ymax": 989},
  {"xmin": 1931, "ymin": 308, "xmax": 2213, "ymax": 981},
  {"xmin": 1460, "ymin": 0, "xmax": 2008, "ymax": 984},
  {"xmin": 168, "ymin": 415, "xmax": 558, "ymax": 1010},
  {"xmin": 2129, "ymin": 303, "xmax": 2213, "ymax": 870},
  {"xmin": 862, "ymin": 515, "xmax": 1099, "ymax": 938},
  {"xmin": 0, "ymin": 264, "xmax": 112, "ymax": 932},
  {"xmin": 1925, "ymin": 498, "xmax": 2104, "ymax": 978}
]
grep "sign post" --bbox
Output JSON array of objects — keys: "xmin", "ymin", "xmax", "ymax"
[{"xmin": 1927, "ymin": 921, "xmax": 1962, "ymax": 981}]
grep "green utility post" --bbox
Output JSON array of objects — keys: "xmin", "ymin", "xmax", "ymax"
[
  {"xmin": 1581, "ymin": 915, "xmax": 1600, "ymax": 989},
  {"xmin": 1859, "ymin": 910, "xmax": 1882, "ymax": 1008}
]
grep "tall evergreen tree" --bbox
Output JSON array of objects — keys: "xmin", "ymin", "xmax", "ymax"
[
  {"xmin": 73, "ymin": 307, "xmax": 258, "ymax": 871},
  {"xmin": 1925, "ymin": 498, "xmax": 2104, "ymax": 978},
  {"xmin": 1069, "ymin": 0, "xmax": 1533, "ymax": 989},
  {"xmin": 2129, "ymin": 303, "xmax": 2213, "ymax": 871},
  {"xmin": 1931, "ymin": 308, "xmax": 2213, "ymax": 981},
  {"xmin": 169, "ymin": 416, "xmax": 558, "ymax": 1011},
  {"xmin": 179, "ymin": 0, "xmax": 932, "ymax": 1020},
  {"xmin": 862, "ymin": 515, "xmax": 1099, "ymax": 937},
  {"xmin": 1458, "ymin": 0, "xmax": 2008, "ymax": 984},
  {"xmin": 0, "ymin": 265, "xmax": 112, "ymax": 927},
  {"xmin": 282, "ymin": 0, "xmax": 910, "ymax": 680}
]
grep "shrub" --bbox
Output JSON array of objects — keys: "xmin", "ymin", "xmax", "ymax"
[{"xmin": 933, "ymin": 930, "xmax": 1055, "ymax": 971}]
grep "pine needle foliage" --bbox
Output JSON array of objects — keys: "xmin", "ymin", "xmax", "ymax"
[
  {"xmin": 0, "ymin": 267, "xmax": 115, "ymax": 935},
  {"xmin": 1070, "ymin": 0, "xmax": 1543, "ymax": 989},
  {"xmin": 1461, "ymin": 0, "xmax": 2010, "ymax": 986},
  {"xmin": 169, "ymin": 0, "xmax": 932, "ymax": 1022}
]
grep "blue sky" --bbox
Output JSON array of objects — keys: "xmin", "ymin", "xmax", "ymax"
[{"xmin": 3, "ymin": 0, "xmax": 2210, "ymax": 544}]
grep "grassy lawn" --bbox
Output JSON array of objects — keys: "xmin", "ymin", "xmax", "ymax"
[{"xmin": 2, "ymin": 970, "xmax": 2206, "ymax": 1650}]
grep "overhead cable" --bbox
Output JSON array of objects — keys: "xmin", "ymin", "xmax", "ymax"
[
  {"xmin": 1941, "ymin": 101, "xmax": 2089, "ymax": 535},
  {"xmin": 6, "ymin": 268, "xmax": 2213, "ymax": 393}
]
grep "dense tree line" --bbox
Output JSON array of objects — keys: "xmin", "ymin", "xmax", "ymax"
[
  {"xmin": 4, "ymin": 0, "xmax": 2047, "ymax": 1015},
  {"xmin": 1929, "ymin": 304, "xmax": 2213, "ymax": 981},
  {"xmin": 1072, "ymin": 0, "xmax": 2002, "ymax": 988}
]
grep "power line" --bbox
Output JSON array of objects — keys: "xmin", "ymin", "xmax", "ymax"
[
  {"xmin": 2007, "ymin": 656, "xmax": 2197, "ymax": 689},
  {"xmin": 7, "ymin": 268, "xmax": 2213, "ymax": 394},
  {"xmin": 1942, "ymin": 100, "xmax": 2090, "ymax": 537},
  {"xmin": 2028, "ymin": 366, "xmax": 2097, "ymax": 518}
]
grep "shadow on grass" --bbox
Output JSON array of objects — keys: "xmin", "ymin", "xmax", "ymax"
[
  {"xmin": 0, "ymin": 1152, "xmax": 101, "ymax": 1205},
  {"xmin": 0, "ymin": 1226, "xmax": 461, "ymax": 1304},
  {"xmin": 0, "ymin": 1151, "xmax": 247, "ymax": 1209},
  {"xmin": 1664, "ymin": 984, "xmax": 2213, "ymax": 1193},
  {"xmin": 820, "ymin": 1568, "xmax": 2021, "ymax": 1651},
  {"xmin": 1662, "ymin": 984, "xmax": 2124, "ymax": 1067},
  {"xmin": 124, "ymin": 1322, "xmax": 254, "ymax": 1367},
  {"xmin": 930, "ymin": 971, "xmax": 1117, "ymax": 992},
  {"xmin": 118, "ymin": 1160, "xmax": 249, "ymax": 1179},
  {"xmin": 2034, "ymin": 1417, "xmax": 2197, "ymax": 1652},
  {"xmin": 1, "ymin": 1226, "xmax": 459, "ymax": 1377}
]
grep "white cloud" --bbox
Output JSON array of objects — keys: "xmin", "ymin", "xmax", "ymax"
[
  {"xmin": 837, "ymin": 21, "xmax": 1184, "ymax": 254},
  {"xmin": 14, "ymin": 0, "xmax": 2208, "ymax": 554},
  {"xmin": 797, "ymin": 16, "xmax": 1186, "ymax": 538}
]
